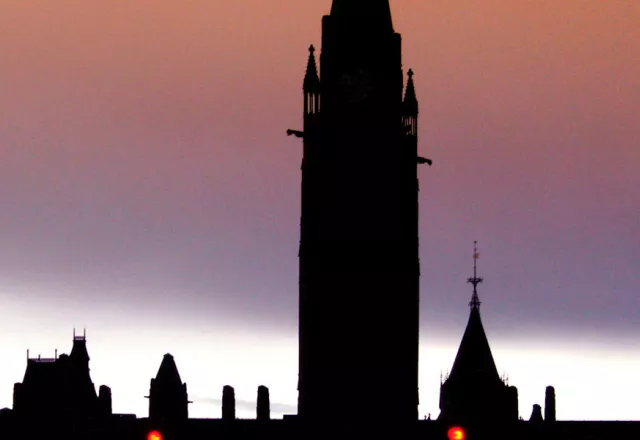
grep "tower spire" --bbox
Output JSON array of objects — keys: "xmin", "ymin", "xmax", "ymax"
[{"xmin": 467, "ymin": 241, "xmax": 483, "ymax": 310}]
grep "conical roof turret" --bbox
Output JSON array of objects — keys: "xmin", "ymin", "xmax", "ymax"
[{"xmin": 448, "ymin": 302, "xmax": 500, "ymax": 382}]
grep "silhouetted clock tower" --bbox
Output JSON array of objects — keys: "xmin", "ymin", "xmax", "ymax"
[{"xmin": 291, "ymin": 0, "xmax": 426, "ymax": 424}]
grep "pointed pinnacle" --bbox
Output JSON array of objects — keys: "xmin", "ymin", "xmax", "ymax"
[
  {"xmin": 403, "ymin": 68, "xmax": 418, "ymax": 115},
  {"xmin": 304, "ymin": 45, "xmax": 321, "ymax": 93}
]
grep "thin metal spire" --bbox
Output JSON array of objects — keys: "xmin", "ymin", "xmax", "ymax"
[{"xmin": 467, "ymin": 241, "xmax": 483, "ymax": 310}]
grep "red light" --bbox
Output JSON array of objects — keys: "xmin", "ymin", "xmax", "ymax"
[
  {"xmin": 448, "ymin": 426, "xmax": 466, "ymax": 440},
  {"xmin": 147, "ymin": 431, "xmax": 163, "ymax": 440}
]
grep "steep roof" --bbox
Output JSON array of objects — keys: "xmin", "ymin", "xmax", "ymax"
[
  {"xmin": 154, "ymin": 354, "xmax": 184, "ymax": 386},
  {"xmin": 70, "ymin": 337, "xmax": 90, "ymax": 363},
  {"xmin": 23, "ymin": 360, "xmax": 59, "ymax": 386},
  {"xmin": 448, "ymin": 297, "xmax": 500, "ymax": 383},
  {"xmin": 448, "ymin": 243, "xmax": 501, "ymax": 384},
  {"xmin": 330, "ymin": 0, "xmax": 394, "ymax": 34}
]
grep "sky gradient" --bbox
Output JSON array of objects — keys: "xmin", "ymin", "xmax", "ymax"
[{"xmin": 0, "ymin": 0, "xmax": 639, "ymax": 420}]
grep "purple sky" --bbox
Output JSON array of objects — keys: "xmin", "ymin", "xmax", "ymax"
[{"xmin": 0, "ymin": 0, "xmax": 639, "ymax": 420}]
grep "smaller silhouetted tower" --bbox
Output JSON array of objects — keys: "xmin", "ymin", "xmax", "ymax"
[
  {"xmin": 545, "ymin": 386, "xmax": 556, "ymax": 422},
  {"xmin": 148, "ymin": 354, "xmax": 189, "ymax": 423},
  {"xmin": 438, "ymin": 242, "xmax": 518, "ymax": 424},
  {"xmin": 257, "ymin": 385, "xmax": 270, "ymax": 421},
  {"xmin": 69, "ymin": 329, "xmax": 99, "ymax": 418},
  {"xmin": 99, "ymin": 385, "xmax": 112, "ymax": 416},
  {"xmin": 222, "ymin": 386, "xmax": 236, "ymax": 420}
]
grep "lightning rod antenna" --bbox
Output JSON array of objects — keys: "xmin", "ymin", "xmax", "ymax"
[{"xmin": 467, "ymin": 240, "xmax": 483, "ymax": 309}]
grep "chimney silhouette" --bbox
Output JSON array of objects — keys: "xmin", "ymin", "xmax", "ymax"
[
  {"xmin": 222, "ymin": 386, "xmax": 236, "ymax": 420},
  {"xmin": 257, "ymin": 386, "xmax": 270, "ymax": 421},
  {"xmin": 529, "ymin": 404, "xmax": 543, "ymax": 423},
  {"xmin": 508, "ymin": 386, "xmax": 519, "ymax": 420},
  {"xmin": 545, "ymin": 386, "xmax": 556, "ymax": 422},
  {"xmin": 99, "ymin": 385, "xmax": 112, "ymax": 416},
  {"xmin": 12, "ymin": 383, "xmax": 23, "ymax": 412}
]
